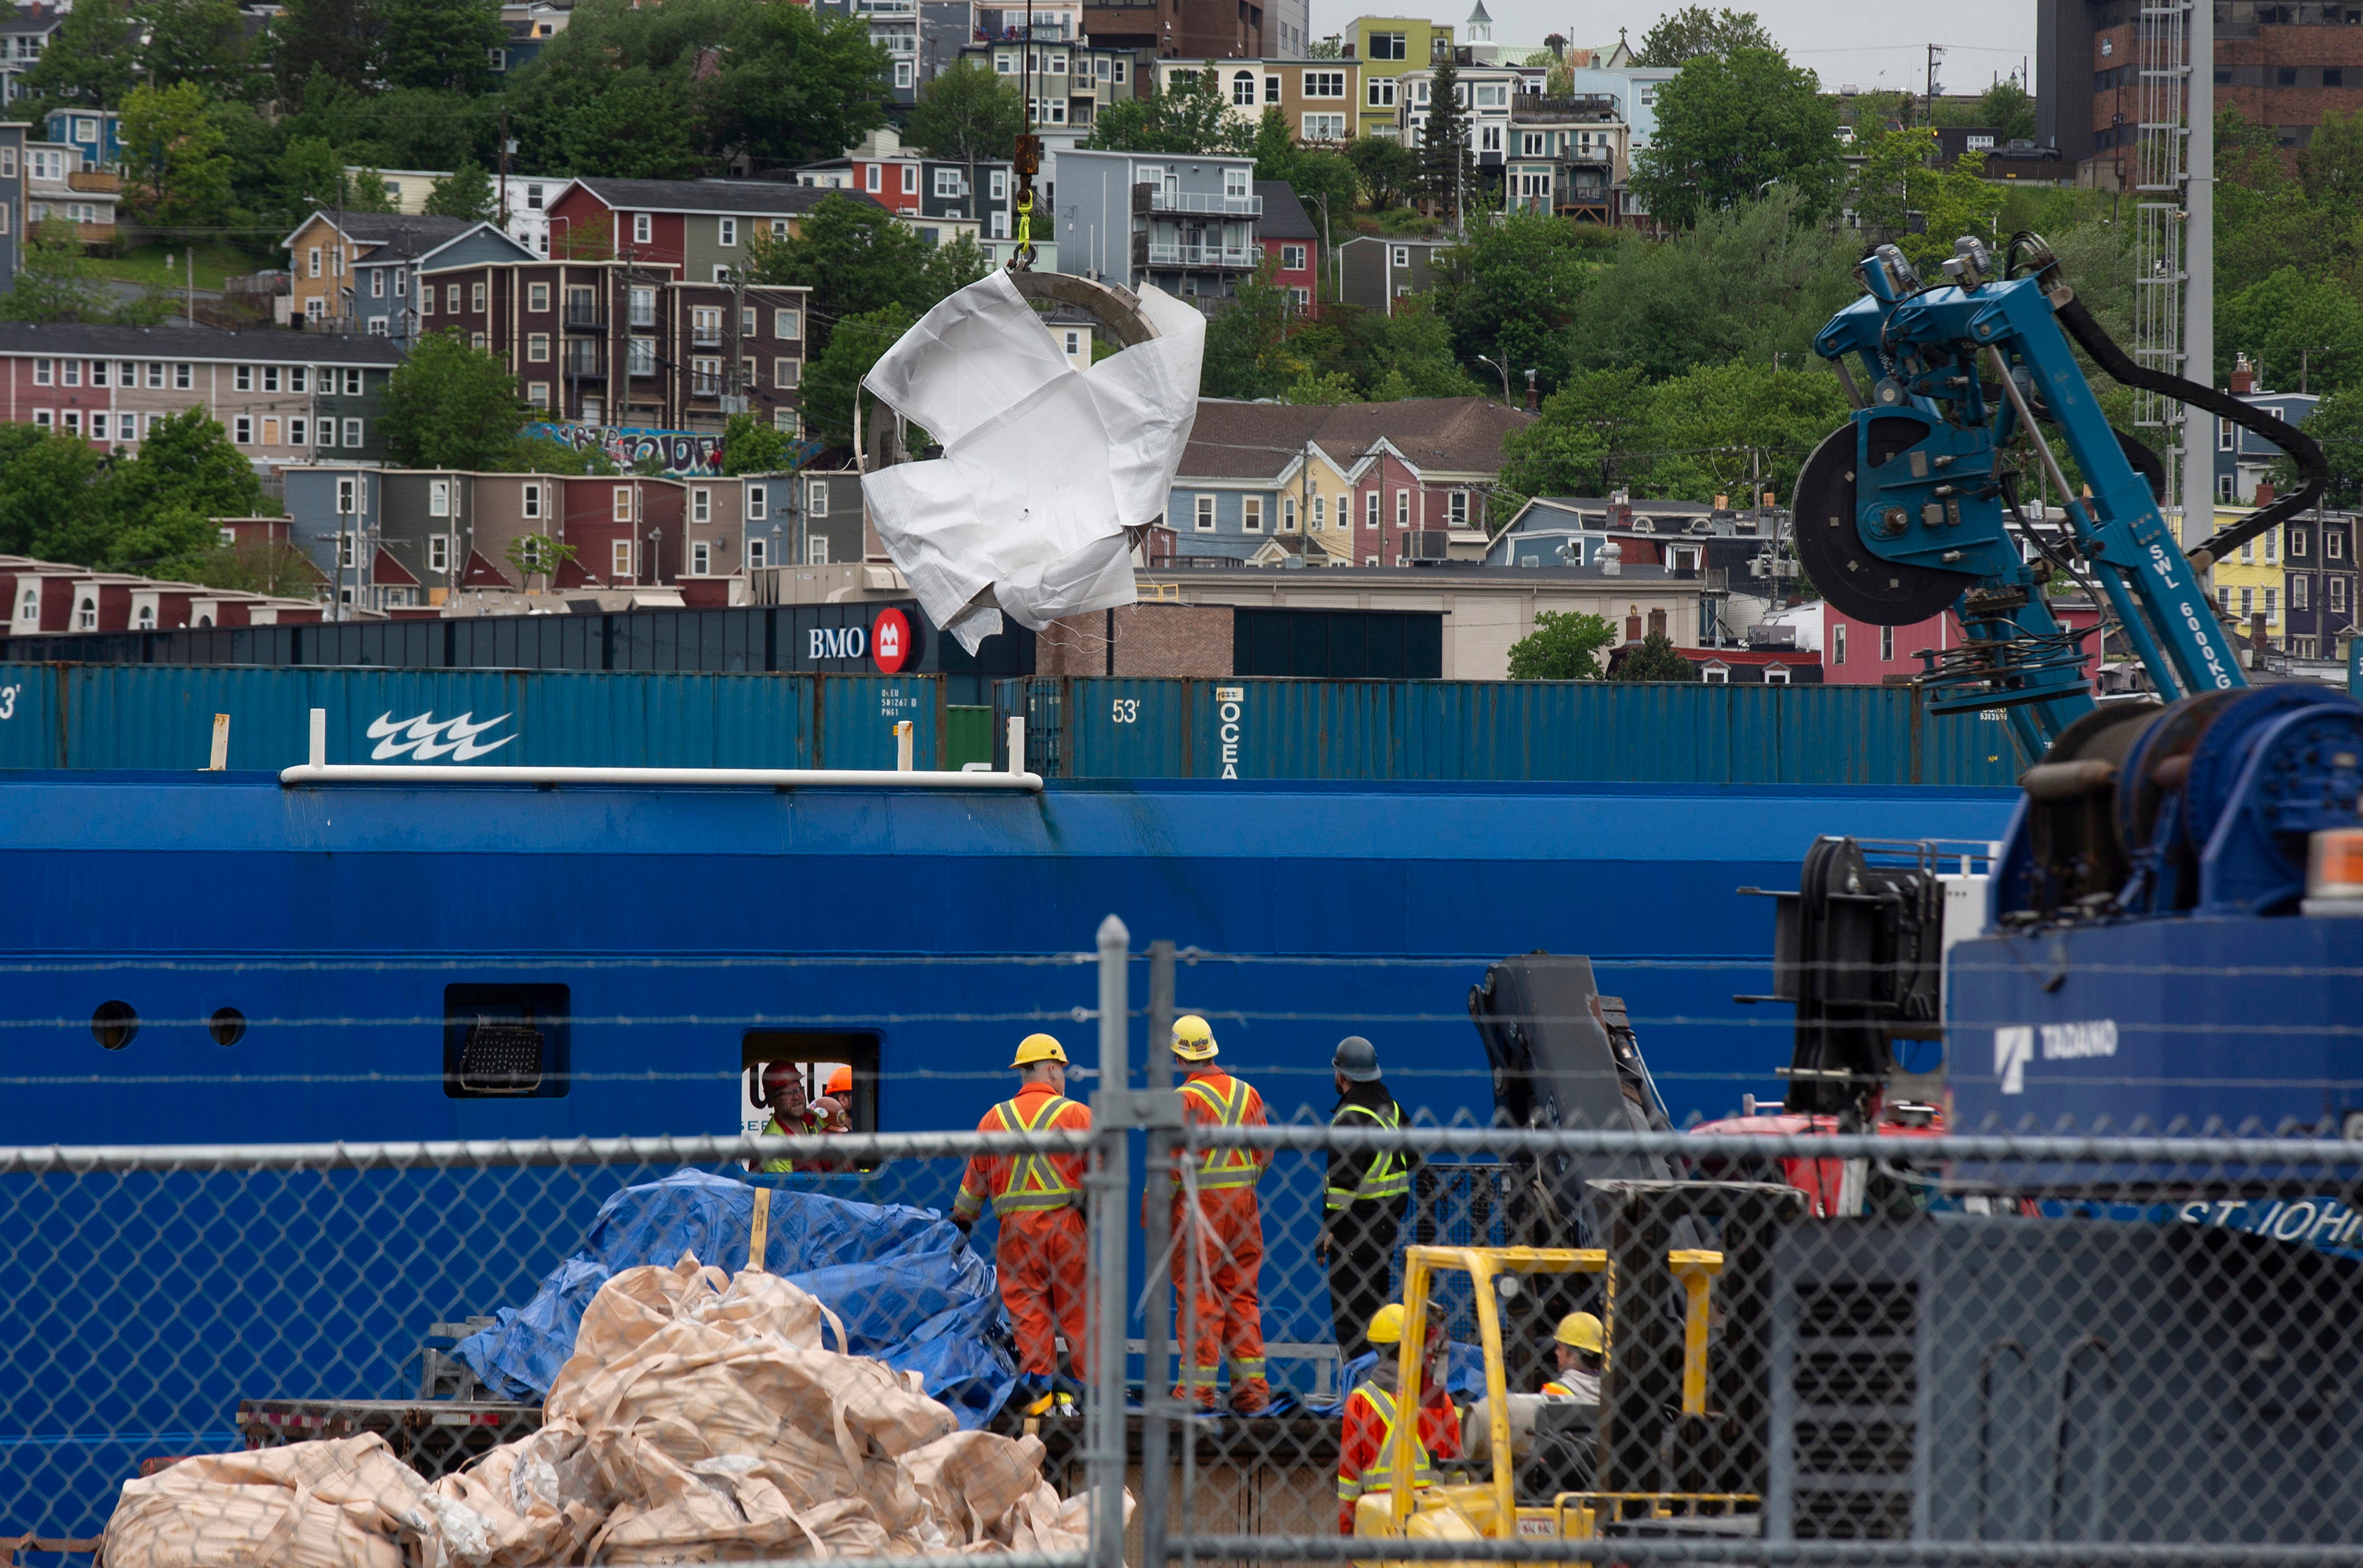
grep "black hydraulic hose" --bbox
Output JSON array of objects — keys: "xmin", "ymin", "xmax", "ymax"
[{"xmin": 2002, "ymin": 231, "xmax": 2326, "ymax": 569}]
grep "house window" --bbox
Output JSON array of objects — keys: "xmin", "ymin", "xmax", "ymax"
[
  {"xmin": 29, "ymin": 411, "xmax": 48, "ymax": 431},
  {"xmin": 1311, "ymin": 495, "xmax": 1325, "ymax": 528},
  {"xmin": 1225, "ymin": 167, "xmax": 1250, "ymax": 199},
  {"xmin": 747, "ymin": 484, "xmax": 767, "ymax": 521},
  {"xmin": 903, "ymin": 165, "xmax": 918, "ymax": 193},
  {"xmin": 1880, "ymin": 625, "xmax": 1895, "ymax": 661},
  {"xmin": 2217, "ymin": 586, "xmax": 2231, "ymax": 613},
  {"xmin": 2241, "ymin": 539, "xmax": 2254, "ymax": 563},
  {"xmin": 632, "ymin": 213, "xmax": 652, "ymax": 244},
  {"xmin": 233, "ymin": 415, "xmax": 252, "ymax": 444},
  {"xmin": 613, "ymin": 539, "xmax": 634, "ymax": 577},
  {"xmin": 530, "ymin": 282, "xmax": 551, "ymax": 311},
  {"xmin": 1394, "ymin": 489, "xmax": 1408, "ymax": 526},
  {"xmin": 692, "ymin": 539, "xmax": 711, "ymax": 575},
  {"xmin": 1232, "ymin": 69, "xmax": 1257, "ymax": 105},
  {"xmin": 344, "ymin": 418, "xmax": 363, "ymax": 446},
  {"xmin": 420, "ymin": 288, "xmax": 434, "ymax": 316},
  {"xmin": 1368, "ymin": 77, "xmax": 1397, "ymax": 107},
  {"xmin": 1365, "ymin": 491, "xmax": 1379, "ymax": 528},
  {"xmin": 1302, "ymin": 113, "xmax": 1346, "ymax": 140},
  {"xmin": 807, "ymin": 534, "xmax": 829, "ymax": 565},
  {"xmin": 2266, "ymin": 587, "xmax": 2279, "ymax": 622},
  {"xmin": 176, "ymin": 363, "xmax": 192, "ymax": 389},
  {"xmin": 1114, "ymin": 59, "xmax": 1127, "ymax": 82},
  {"xmin": 262, "ymin": 365, "xmax": 281, "ymax": 393},
  {"xmin": 1266, "ymin": 75, "xmax": 1282, "ymax": 103},
  {"xmin": 1369, "ymin": 30, "xmax": 1406, "ymax": 59},
  {"xmin": 2294, "ymin": 574, "xmax": 2310, "ymax": 610},
  {"xmin": 371, "ymin": 271, "xmax": 385, "ymax": 298},
  {"xmin": 1764, "ymin": 666, "xmax": 1790, "ymax": 684},
  {"xmin": 1243, "ymin": 497, "xmax": 1263, "ymax": 533},
  {"xmin": 774, "ymin": 308, "xmax": 802, "ymax": 340},
  {"xmin": 612, "ymin": 487, "xmax": 633, "ymax": 521},
  {"xmin": 1279, "ymin": 243, "xmax": 1308, "ymax": 270},
  {"xmin": 865, "ymin": 163, "xmax": 882, "ymax": 192},
  {"xmin": 395, "ymin": 271, "xmax": 406, "ymax": 296},
  {"xmin": 2220, "ymin": 417, "xmax": 2234, "ymax": 450},
  {"xmin": 2335, "ymin": 577, "xmax": 2351, "ymax": 611},
  {"xmin": 288, "ymin": 416, "xmax": 307, "ymax": 445},
  {"xmin": 470, "ymin": 331, "xmax": 489, "ymax": 351},
  {"xmin": 2240, "ymin": 586, "xmax": 2254, "ymax": 618},
  {"xmin": 77, "ymin": 596, "xmax": 95, "ymax": 630},
  {"xmin": 1282, "ymin": 496, "xmax": 1296, "ymax": 531},
  {"xmin": 318, "ymin": 419, "xmax": 337, "ymax": 448},
  {"xmin": 233, "ymin": 365, "xmax": 251, "ymax": 391},
  {"xmin": 1392, "ymin": 244, "xmax": 1409, "ymax": 267},
  {"xmin": 629, "ymin": 337, "xmax": 656, "ymax": 376},
  {"xmin": 774, "ymin": 357, "xmax": 800, "ymax": 388},
  {"xmin": 32, "ymin": 359, "xmax": 50, "ymax": 385},
  {"xmin": 896, "ymin": 60, "xmax": 912, "ymax": 88},
  {"xmin": 430, "ymin": 480, "xmax": 451, "ymax": 517},
  {"xmin": 688, "ymin": 487, "xmax": 710, "ymax": 525},
  {"xmin": 1447, "ymin": 490, "xmax": 1467, "ymax": 526},
  {"xmin": 1702, "ymin": 665, "xmax": 1728, "ymax": 684},
  {"xmin": 1194, "ymin": 495, "xmax": 1216, "ymax": 531},
  {"xmin": 808, "ymin": 479, "xmax": 829, "ymax": 517},
  {"xmin": 1304, "ymin": 70, "xmax": 1345, "ymax": 98},
  {"xmin": 719, "ymin": 217, "xmax": 737, "ymax": 246},
  {"xmin": 528, "ymin": 333, "xmax": 550, "ymax": 362},
  {"xmin": 62, "ymin": 409, "xmax": 80, "ymax": 435},
  {"xmin": 446, "ymin": 284, "xmax": 461, "ymax": 313},
  {"xmin": 1833, "ymin": 623, "xmax": 1847, "ymax": 664},
  {"xmin": 748, "ymin": 536, "xmax": 768, "ymax": 569},
  {"xmin": 308, "ymin": 246, "xmax": 322, "ymax": 277},
  {"xmin": 2292, "ymin": 530, "xmax": 2309, "ymax": 558},
  {"xmin": 428, "ymin": 535, "xmax": 450, "ymax": 573}
]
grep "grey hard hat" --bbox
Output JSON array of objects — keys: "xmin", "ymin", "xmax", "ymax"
[{"xmin": 1333, "ymin": 1035, "xmax": 1381, "ymax": 1081}]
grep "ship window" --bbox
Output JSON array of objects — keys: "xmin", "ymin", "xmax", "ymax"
[
  {"xmin": 91, "ymin": 1000, "xmax": 139, "ymax": 1050},
  {"xmin": 442, "ymin": 983, "xmax": 571, "ymax": 1098},
  {"xmin": 742, "ymin": 1030, "xmax": 881, "ymax": 1142},
  {"xmin": 208, "ymin": 1007, "xmax": 247, "ymax": 1046}
]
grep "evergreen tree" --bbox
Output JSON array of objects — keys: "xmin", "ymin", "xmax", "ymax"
[
  {"xmin": 379, "ymin": 0, "xmax": 503, "ymax": 92},
  {"xmin": 135, "ymin": 0, "xmax": 252, "ymax": 93},
  {"xmin": 24, "ymin": 0, "xmax": 138, "ymax": 105},
  {"xmin": 1419, "ymin": 53, "xmax": 1473, "ymax": 224},
  {"xmin": 271, "ymin": 0, "xmax": 381, "ymax": 97},
  {"xmin": 1613, "ymin": 632, "xmax": 1698, "ymax": 681},
  {"xmin": 423, "ymin": 162, "xmax": 497, "ymax": 222},
  {"xmin": 909, "ymin": 60, "xmax": 1026, "ymax": 162}
]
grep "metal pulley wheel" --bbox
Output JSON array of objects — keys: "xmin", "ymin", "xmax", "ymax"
[
  {"xmin": 855, "ymin": 271, "xmax": 1163, "ymax": 477},
  {"xmin": 1791, "ymin": 416, "xmax": 1978, "ymax": 626}
]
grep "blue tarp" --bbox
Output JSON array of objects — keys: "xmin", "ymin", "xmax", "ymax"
[{"xmin": 454, "ymin": 1172, "xmax": 1018, "ymax": 1427}]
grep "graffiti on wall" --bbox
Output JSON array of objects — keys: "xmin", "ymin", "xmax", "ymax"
[{"xmin": 526, "ymin": 424, "xmax": 724, "ymax": 476}]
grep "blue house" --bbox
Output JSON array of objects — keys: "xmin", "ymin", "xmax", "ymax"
[
  {"xmin": 43, "ymin": 106, "xmax": 121, "ymax": 170},
  {"xmin": 2213, "ymin": 361, "xmax": 2317, "ymax": 505},
  {"xmin": 350, "ymin": 221, "xmax": 535, "ymax": 345}
]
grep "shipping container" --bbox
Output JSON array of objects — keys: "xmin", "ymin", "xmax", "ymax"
[
  {"xmin": 0, "ymin": 665, "xmax": 942, "ymax": 773},
  {"xmin": 0, "ymin": 602, "xmax": 1033, "ymax": 705},
  {"xmin": 992, "ymin": 677, "xmax": 2026, "ymax": 787}
]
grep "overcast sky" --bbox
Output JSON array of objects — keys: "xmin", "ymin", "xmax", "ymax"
[{"xmin": 1306, "ymin": 0, "xmax": 2043, "ymax": 97}]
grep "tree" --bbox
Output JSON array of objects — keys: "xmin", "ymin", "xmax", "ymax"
[
  {"xmin": 1498, "ymin": 366, "xmax": 1656, "ymax": 499},
  {"xmin": 504, "ymin": 530, "xmax": 578, "ymax": 588},
  {"xmin": 802, "ymin": 302, "xmax": 916, "ymax": 448},
  {"xmin": 2269, "ymin": 388, "xmax": 2363, "ymax": 508},
  {"xmin": 909, "ymin": 60, "xmax": 1026, "ymax": 162},
  {"xmin": 555, "ymin": 80, "xmax": 705, "ymax": 180},
  {"xmin": 1628, "ymin": 47, "xmax": 1846, "ymax": 227},
  {"xmin": 0, "ymin": 219, "xmax": 112, "ymax": 322},
  {"xmin": 346, "ymin": 168, "xmax": 400, "ymax": 213},
  {"xmin": 424, "ymin": 162, "xmax": 497, "ymax": 221},
  {"xmin": 692, "ymin": 2, "xmax": 894, "ymax": 170},
  {"xmin": 1349, "ymin": 302, "xmax": 1480, "ymax": 399},
  {"xmin": 1632, "ymin": 6, "xmax": 1774, "ymax": 66},
  {"xmin": 1281, "ymin": 370, "xmax": 1360, "ymax": 404},
  {"xmin": 1419, "ymin": 53, "xmax": 1473, "ymax": 221},
  {"xmin": 1507, "ymin": 610, "xmax": 1614, "ymax": 678},
  {"xmin": 1612, "ymin": 631, "xmax": 1698, "ymax": 681},
  {"xmin": 379, "ymin": 0, "xmax": 503, "ymax": 91},
  {"xmin": 0, "ymin": 427, "xmax": 104, "ymax": 559},
  {"xmin": 1849, "ymin": 127, "xmax": 2007, "ymax": 271},
  {"xmin": 750, "ymin": 193, "xmax": 973, "ymax": 353},
  {"xmin": 1346, "ymin": 135, "xmax": 1420, "ymax": 211},
  {"xmin": 722, "ymin": 411, "xmax": 796, "ymax": 475},
  {"xmin": 1432, "ymin": 209, "xmax": 1599, "ymax": 395},
  {"xmin": 271, "ymin": 0, "xmax": 381, "ymax": 95},
  {"xmin": 120, "ymin": 81, "xmax": 234, "ymax": 229},
  {"xmin": 1975, "ymin": 78, "xmax": 2036, "ymax": 142},
  {"xmin": 24, "ymin": 0, "xmax": 137, "ymax": 105},
  {"xmin": 181, "ymin": 538, "xmax": 323, "ymax": 597},
  {"xmin": 1200, "ymin": 256, "xmax": 1306, "ymax": 399},
  {"xmin": 101, "ymin": 407, "xmax": 267, "ymax": 532},
  {"xmin": 136, "ymin": 0, "xmax": 251, "ymax": 93},
  {"xmin": 1085, "ymin": 70, "xmax": 1246, "ymax": 155},
  {"xmin": 381, "ymin": 330, "xmax": 527, "ymax": 468},
  {"xmin": 2297, "ymin": 107, "xmax": 2363, "ymax": 211},
  {"xmin": 2221, "ymin": 268, "xmax": 2363, "ymax": 395}
]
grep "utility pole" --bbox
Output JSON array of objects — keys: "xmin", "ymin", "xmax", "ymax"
[
  {"xmin": 2181, "ymin": 0, "xmax": 2214, "ymax": 553},
  {"xmin": 1924, "ymin": 43, "xmax": 1942, "ymax": 126}
]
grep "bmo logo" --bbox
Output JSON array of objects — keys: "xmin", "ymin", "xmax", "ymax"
[{"xmin": 805, "ymin": 608, "xmax": 918, "ymax": 672}]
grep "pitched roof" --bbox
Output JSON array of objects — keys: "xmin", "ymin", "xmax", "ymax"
[
  {"xmin": 357, "ymin": 220, "xmax": 533, "ymax": 266},
  {"xmin": 294, "ymin": 212, "xmax": 476, "ymax": 251},
  {"xmin": 461, "ymin": 549, "xmax": 511, "ymax": 588},
  {"xmin": 1306, "ymin": 396, "xmax": 1535, "ymax": 476},
  {"xmin": 0, "ymin": 322, "xmax": 405, "ymax": 365},
  {"xmin": 1255, "ymin": 181, "xmax": 1319, "ymax": 241},
  {"xmin": 372, "ymin": 545, "xmax": 420, "ymax": 588},
  {"xmin": 1175, "ymin": 401, "xmax": 1339, "ymax": 481},
  {"xmin": 568, "ymin": 178, "xmax": 882, "ymax": 217}
]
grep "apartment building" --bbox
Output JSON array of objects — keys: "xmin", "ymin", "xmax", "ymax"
[
  {"xmin": 1503, "ymin": 92, "xmax": 1624, "ymax": 220},
  {"xmin": 23, "ymin": 135, "xmax": 115, "ymax": 246},
  {"xmin": 1054, "ymin": 148, "xmax": 1261, "ymax": 307},
  {"xmin": 280, "ymin": 212, "xmax": 477, "ymax": 329},
  {"xmin": 1343, "ymin": 16, "xmax": 1453, "ymax": 138},
  {"xmin": 2278, "ymin": 511, "xmax": 2357, "ymax": 662},
  {"xmin": 796, "ymin": 134, "xmax": 1022, "ymax": 248},
  {"xmin": 1154, "ymin": 57, "xmax": 1362, "ymax": 144},
  {"xmin": 962, "ymin": 31, "xmax": 1152, "ymax": 143},
  {"xmin": 1084, "ymin": 0, "xmax": 1261, "ymax": 60},
  {"xmin": 545, "ymin": 177, "xmax": 866, "ymax": 275},
  {"xmin": 349, "ymin": 223, "xmax": 536, "ymax": 344},
  {"xmin": 1397, "ymin": 55, "xmax": 1520, "ymax": 173},
  {"xmin": 413, "ymin": 254, "xmax": 808, "ymax": 433},
  {"xmin": 0, "ymin": 323, "xmax": 401, "ymax": 465}
]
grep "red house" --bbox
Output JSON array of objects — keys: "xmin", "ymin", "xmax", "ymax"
[{"xmin": 1256, "ymin": 181, "xmax": 1320, "ymax": 317}]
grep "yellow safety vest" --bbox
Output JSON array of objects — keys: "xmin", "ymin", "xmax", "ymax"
[
  {"xmin": 1337, "ymin": 1382, "xmax": 1436, "ymax": 1502},
  {"xmin": 1325, "ymin": 1100, "xmax": 1411, "ymax": 1210},
  {"xmin": 1181, "ymin": 1073, "xmax": 1263, "ymax": 1190},
  {"xmin": 987, "ymin": 1092, "xmax": 1086, "ymax": 1215}
]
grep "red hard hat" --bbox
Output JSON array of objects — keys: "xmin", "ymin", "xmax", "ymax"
[{"xmin": 761, "ymin": 1062, "xmax": 801, "ymax": 1093}]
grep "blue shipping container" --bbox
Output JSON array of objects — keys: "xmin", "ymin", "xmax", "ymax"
[
  {"xmin": 0, "ymin": 666, "xmax": 941, "ymax": 773},
  {"xmin": 995, "ymin": 677, "xmax": 2025, "ymax": 787}
]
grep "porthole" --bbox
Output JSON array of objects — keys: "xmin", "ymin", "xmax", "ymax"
[
  {"xmin": 91, "ymin": 1001, "xmax": 139, "ymax": 1050},
  {"xmin": 209, "ymin": 1008, "xmax": 247, "ymax": 1047}
]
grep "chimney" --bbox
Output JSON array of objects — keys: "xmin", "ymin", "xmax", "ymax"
[
  {"xmin": 2255, "ymin": 480, "xmax": 2277, "ymax": 507},
  {"xmin": 2251, "ymin": 611, "xmax": 2270, "ymax": 658},
  {"xmin": 1598, "ymin": 540, "xmax": 1622, "ymax": 576},
  {"xmin": 1524, "ymin": 368, "xmax": 1538, "ymax": 412},
  {"xmin": 2231, "ymin": 353, "xmax": 2255, "ymax": 395},
  {"xmin": 1713, "ymin": 493, "xmax": 1728, "ymax": 510}
]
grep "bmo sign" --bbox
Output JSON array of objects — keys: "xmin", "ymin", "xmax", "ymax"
[{"xmin": 803, "ymin": 607, "xmax": 920, "ymax": 673}]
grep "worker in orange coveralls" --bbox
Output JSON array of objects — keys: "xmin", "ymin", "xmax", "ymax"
[
  {"xmin": 953, "ymin": 1033, "xmax": 1094, "ymax": 1414},
  {"xmin": 1335, "ymin": 1304, "xmax": 1461, "ymax": 1534},
  {"xmin": 1150, "ymin": 1014, "xmax": 1273, "ymax": 1414}
]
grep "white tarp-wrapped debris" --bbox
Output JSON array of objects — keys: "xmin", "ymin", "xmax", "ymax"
[
  {"xmin": 104, "ymin": 1253, "xmax": 1111, "ymax": 1567},
  {"xmin": 860, "ymin": 270, "xmax": 1205, "ymax": 653}
]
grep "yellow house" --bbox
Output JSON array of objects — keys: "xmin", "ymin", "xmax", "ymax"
[
  {"xmin": 2204, "ymin": 503, "xmax": 2287, "ymax": 648},
  {"xmin": 1347, "ymin": 15, "xmax": 1453, "ymax": 138}
]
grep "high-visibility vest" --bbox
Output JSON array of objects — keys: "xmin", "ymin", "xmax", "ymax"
[
  {"xmin": 1180, "ymin": 1073, "xmax": 1263, "ymax": 1190},
  {"xmin": 1336, "ymin": 1382, "xmax": 1435, "ymax": 1502},
  {"xmin": 759, "ymin": 1106, "xmax": 828, "ymax": 1174},
  {"xmin": 1326, "ymin": 1100, "xmax": 1410, "ymax": 1210},
  {"xmin": 984, "ymin": 1092, "xmax": 1086, "ymax": 1215}
]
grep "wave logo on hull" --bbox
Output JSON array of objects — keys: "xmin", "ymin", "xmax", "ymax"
[{"xmin": 366, "ymin": 710, "xmax": 517, "ymax": 762}]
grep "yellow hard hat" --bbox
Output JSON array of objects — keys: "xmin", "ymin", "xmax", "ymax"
[
  {"xmin": 1011, "ymin": 1033, "xmax": 1068, "ymax": 1068},
  {"xmin": 1171, "ymin": 1014, "xmax": 1217, "ymax": 1060},
  {"xmin": 1366, "ymin": 1303, "xmax": 1406, "ymax": 1346},
  {"xmin": 1554, "ymin": 1311, "xmax": 1604, "ymax": 1355}
]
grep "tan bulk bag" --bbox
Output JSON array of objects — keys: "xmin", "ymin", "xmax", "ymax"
[{"xmin": 103, "ymin": 1433, "xmax": 431, "ymax": 1568}]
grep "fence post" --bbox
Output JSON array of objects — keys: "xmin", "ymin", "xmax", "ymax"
[
  {"xmin": 1091, "ymin": 913, "xmax": 1131, "ymax": 1568},
  {"xmin": 1139, "ymin": 939, "xmax": 1176, "ymax": 1567}
]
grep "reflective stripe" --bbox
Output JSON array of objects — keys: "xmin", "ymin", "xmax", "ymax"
[
  {"xmin": 1348, "ymin": 1383, "xmax": 1435, "ymax": 1493},
  {"xmin": 989, "ymin": 1093, "xmax": 1084, "ymax": 1216},
  {"xmin": 1325, "ymin": 1101, "xmax": 1410, "ymax": 1209},
  {"xmin": 1230, "ymin": 1357, "xmax": 1265, "ymax": 1376},
  {"xmin": 759, "ymin": 1110, "xmax": 823, "ymax": 1174},
  {"xmin": 1183, "ymin": 1074, "xmax": 1264, "ymax": 1190}
]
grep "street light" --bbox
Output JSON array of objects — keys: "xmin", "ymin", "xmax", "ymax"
[{"xmin": 1475, "ymin": 354, "xmax": 1513, "ymax": 403}]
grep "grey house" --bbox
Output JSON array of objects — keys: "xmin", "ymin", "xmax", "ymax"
[
  {"xmin": 0, "ymin": 121, "xmax": 22, "ymax": 294},
  {"xmin": 351, "ymin": 222, "xmax": 536, "ymax": 345},
  {"xmin": 1052, "ymin": 148, "xmax": 1262, "ymax": 308},
  {"xmin": 1336, "ymin": 235, "xmax": 1449, "ymax": 314}
]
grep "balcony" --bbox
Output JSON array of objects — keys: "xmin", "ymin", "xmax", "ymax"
[
  {"xmin": 627, "ymin": 303, "xmax": 657, "ymax": 329},
  {"xmin": 562, "ymin": 345, "xmax": 604, "ymax": 377},
  {"xmin": 1147, "ymin": 189, "xmax": 1262, "ymax": 215},
  {"xmin": 691, "ymin": 326, "xmax": 723, "ymax": 347},
  {"xmin": 563, "ymin": 299, "xmax": 603, "ymax": 331},
  {"xmin": 66, "ymin": 169, "xmax": 120, "ymax": 193},
  {"xmin": 1512, "ymin": 92, "xmax": 1620, "ymax": 121},
  {"xmin": 1145, "ymin": 243, "xmax": 1259, "ymax": 268},
  {"xmin": 690, "ymin": 373, "xmax": 724, "ymax": 398}
]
